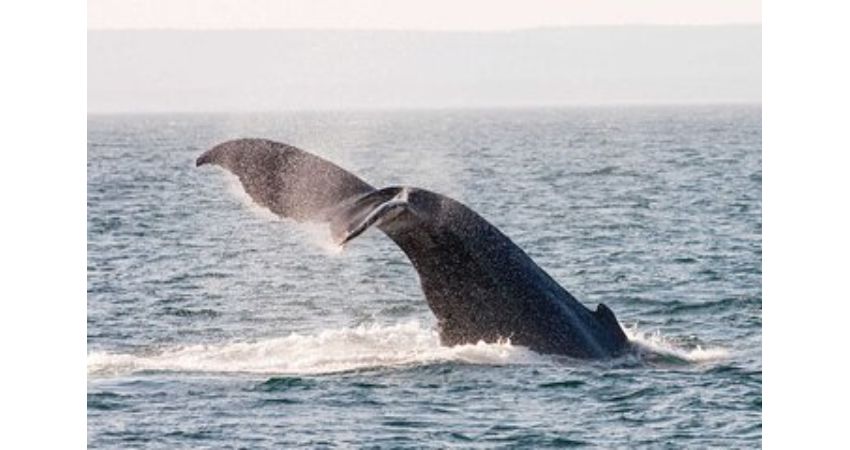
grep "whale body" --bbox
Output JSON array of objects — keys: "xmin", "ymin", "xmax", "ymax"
[{"xmin": 197, "ymin": 138, "xmax": 630, "ymax": 358}]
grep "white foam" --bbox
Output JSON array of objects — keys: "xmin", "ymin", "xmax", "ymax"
[
  {"xmin": 623, "ymin": 324, "xmax": 730, "ymax": 363},
  {"xmin": 87, "ymin": 321, "xmax": 545, "ymax": 377}
]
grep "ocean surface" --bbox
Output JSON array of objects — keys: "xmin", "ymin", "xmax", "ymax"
[{"xmin": 87, "ymin": 106, "xmax": 762, "ymax": 448}]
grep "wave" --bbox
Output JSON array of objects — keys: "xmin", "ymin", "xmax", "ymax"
[{"xmin": 88, "ymin": 321, "xmax": 729, "ymax": 378}]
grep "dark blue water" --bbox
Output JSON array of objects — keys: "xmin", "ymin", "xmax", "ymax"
[{"xmin": 88, "ymin": 106, "xmax": 761, "ymax": 447}]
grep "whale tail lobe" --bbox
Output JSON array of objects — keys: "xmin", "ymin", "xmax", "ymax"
[
  {"xmin": 196, "ymin": 139, "xmax": 419, "ymax": 246},
  {"xmin": 196, "ymin": 138, "xmax": 375, "ymax": 222}
]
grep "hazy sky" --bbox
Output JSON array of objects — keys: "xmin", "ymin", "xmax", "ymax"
[
  {"xmin": 88, "ymin": 1, "xmax": 760, "ymax": 112},
  {"xmin": 89, "ymin": 26, "xmax": 761, "ymax": 113},
  {"xmin": 88, "ymin": 0, "xmax": 761, "ymax": 30}
]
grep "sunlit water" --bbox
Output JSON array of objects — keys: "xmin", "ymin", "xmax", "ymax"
[{"xmin": 88, "ymin": 106, "xmax": 761, "ymax": 447}]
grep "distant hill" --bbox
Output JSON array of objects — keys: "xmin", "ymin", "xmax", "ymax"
[{"xmin": 88, "ymin": 26, "xmax": 760, "ymax": 113}]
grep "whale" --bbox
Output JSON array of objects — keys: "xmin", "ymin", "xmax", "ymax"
[{"xmin": 197, "ymin": 138, "xmax": 631, "ymax": 359}]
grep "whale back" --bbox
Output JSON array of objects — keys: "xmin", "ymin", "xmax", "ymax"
[{"xmin": 332, "ymin": 186, "xmax": 629, "ymax": 358}]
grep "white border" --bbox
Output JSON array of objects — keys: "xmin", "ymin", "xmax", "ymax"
[
  {"xmin": 1, "ymin": 0, "xmax": 86, "ymax": 448},
  {"xmin": 15, "ymin": 0, "xmax": 850, "ymax": 446},
  {"xmin": 764, "ymin": 1, "xmax": 850, "ymax": 447}
]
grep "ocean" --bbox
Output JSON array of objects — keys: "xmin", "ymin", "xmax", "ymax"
[{"xmin": 87, "ymin": 106, "xmax": 761, "ymax": 447}]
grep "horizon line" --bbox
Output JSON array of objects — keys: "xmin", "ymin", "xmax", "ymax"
[{"xmin": 88, "ymin": 101, "xmax": 762, "ymax": 116}]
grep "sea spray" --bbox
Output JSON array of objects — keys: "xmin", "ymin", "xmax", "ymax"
[
  {"xmin": 623, "ymin": 323, "xmax": 730, "ymax": 364},
  {"xmin": 224, "ymin": 170, "xmax": 344, "ymax": 255}
]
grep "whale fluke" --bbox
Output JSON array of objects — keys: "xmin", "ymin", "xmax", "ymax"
[
  {"xmin": 197, "ymin": 138, "xmax": 630, "ymax": 359},
  {"xmin": 196, "ymin": 138, "xmax": 374, "ymax": 222}
]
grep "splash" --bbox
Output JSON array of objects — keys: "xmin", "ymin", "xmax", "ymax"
[
  {"xmin": 292, "ymin": 222, "xmax": 344, "ymax": 255},
  {"xmin": 88, "ymin": 320, "xmax": 731, "ymax": 378},
  {"xmin": 224, "ymin": 172, "xmax": 280, "ymax": 222},
  {"xmin": 623, "ymin": 324, "xmax": 729, "ymax": 364},
  {"xmin": 87, "ymin": 321, "xmax": 545, "ymax": 378}
]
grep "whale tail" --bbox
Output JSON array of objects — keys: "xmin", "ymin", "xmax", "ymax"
[{"xmin": 197, "ymin": 138, "xmax": 630, "ymax": 358}]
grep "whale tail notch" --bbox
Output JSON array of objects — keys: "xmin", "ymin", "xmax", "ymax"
[{"xmin": 329, "ymin": 187, "xmax": 413, "ymax": 245}]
